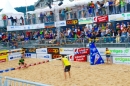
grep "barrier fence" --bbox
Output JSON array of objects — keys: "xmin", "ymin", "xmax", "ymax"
[
  {"xmin": 1, "ymin": 37, "xmax": 130, "ymax": 50},
  {"xmin": 0, "ymin": 76, "xmax": 50, "ymax": 86}
]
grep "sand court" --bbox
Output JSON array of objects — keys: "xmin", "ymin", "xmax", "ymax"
[{"xmin": 1, "ymin": 58, "xmax": 130, "ymax": 86}]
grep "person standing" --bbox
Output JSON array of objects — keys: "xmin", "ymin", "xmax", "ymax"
[
  {"xmin": 61, "ymin": 56, "xmax": 71, "ymax": 80},
  {"xmin": 105, "ymin": 48, "xmax": 112, "ymax": 64}
]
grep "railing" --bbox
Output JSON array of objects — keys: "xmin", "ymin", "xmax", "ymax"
[
  {"xmin": 0, "ymin": 76, "xmax": 2, "ymax": 86},
  {"xmin": 0, "ymin": 76, "xmax": 50, "ymax": 86},
  {"xmin": 0, "ymin": 4, "xmax": 130, "ymax": 27},
  {"xmin": 0, "ymin": 37, "xmax": 130, "ymax": 49},
  {"xmin": 0, "ymin": 15, "xmax": 55, "ymax": 27}
]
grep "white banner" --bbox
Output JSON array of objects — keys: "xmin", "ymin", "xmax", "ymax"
[
  {"xmin": 36, "ymin": 48, "xmax": 47, "ymax": 54},
  {"xmin": 7, "ymin": 23, "xmax": 45, "ymax": 31},
  {"xmin": 25, "ymin": 53, "xmax": 36, "ymax": 58},
  {"xmin": 9, "ymin": 48, "xmax": 22, "ymax": 55},
  {"xmin": 109, "ymin": 14, "xmax": 125, "ymax": 21},
  {"xmin": 113, "ymin": 57, "xmax": 130, "ymax": 64},
  {"xmin": 8, "ymin": 54, "xmax": 22, "ymax": 61},
  {"xmin": 59, "ymin": 48, "xmax": 74, "ymax": 54},
  {"xmin": 37, "ymin": 54, "xmax": 52, "ymax": 60},
  {"xmin": 55, "ymin": 21, "xmax": 66, "ymax": 27},
  {"xmin": 97, "ymin": 48, "xmax": 130, "ymax": 56}
]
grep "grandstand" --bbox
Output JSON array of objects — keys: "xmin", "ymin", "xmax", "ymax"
[{"xmin": 0, "ymin": 0, "xmax": 130, "ymax": 85}]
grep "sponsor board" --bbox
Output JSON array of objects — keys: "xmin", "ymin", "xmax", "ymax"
[
  {"xmin": 66, "ymin": 19, "xmax": 78, "ymax": 25},
  {"xmin": 68, "ymin": 55, "xmax": 74, "ymax": 61},
  {"xmin": 47, "ymin": 48, "xmax": 59, "ymax": 54},
  {"xmin": 9, "ymin": 49, "xmax": 23, "ymax": 55},
  {"xmin": 0, "ymin": 50, "xmax": 8, "ymax": 63},
  {"xmin": 78, "ymin": 17, "xmax": 93, "ymax": 24},
  {"xmin": 55, "ymin": 21, "xmax": 66, "ymax": 27},
  {"xmin": 94, "ymin": 15, "xmax": 108, "ymax": 23},
  {"xmin": 8, "ymin": 54, "xmax": 22, "ymax": 61},
  {"xmin": 113, "ymin": 57, "xmax": 130, "ymax": 64},
  {"xmin": 74, "ymin": 48, "xmax": 90, "ymax": 55},
  {"xmin": 24, "ymin": 48, "xmax": 36, "ymax": 53},
  {"xmin": 59, "ymin": 48, "xmax": 74, "ymax": 54},
  {"xmin": 37, "ymin": 54, "xmax": 52, "ymax": 60},
  {"xmin": 52, "ymin": 54, "xmax": 62, "ymax": 59},
  {"xmin": 25, "ymin": 53, "xmax": 36, "ymax": 58},
  {"xmin": 74, "ymin": 54, "xmax": 87, "ymax": 62},
  {"xmin": 98, "ymin": 48, "xmax": 130, "ymax": 56},
  {"xmin": 36, "ymin": 48, "xmax": 47, "ymax": 54}
]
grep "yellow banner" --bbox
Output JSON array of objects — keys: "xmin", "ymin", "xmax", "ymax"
[{"xmin": 0, "ymin": 50, "xmax": 8, "ymax": 63}]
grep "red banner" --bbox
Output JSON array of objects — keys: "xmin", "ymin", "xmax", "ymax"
[
  {"xmin": 74, "ymin": 48, "xmax": 90, "ymax": 55},
  {"xmin": 74, "ymin": 55, "xmax": 87, "ymax": 62},
  {"xmin": 0, "ymin": 59, "xmax": 6, "ymax": 63},
  {"xmin": 94, "ymin": 15, "xmax": 108, "ymax": 23}
]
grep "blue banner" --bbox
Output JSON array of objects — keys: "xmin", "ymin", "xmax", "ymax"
[
  {"xmin": 89, "ymin": 43, "xmax": 104, "ymax": 65},
  {"xmin": 45, "ymin": 22, "xmax": 55, "ymax": 28}
]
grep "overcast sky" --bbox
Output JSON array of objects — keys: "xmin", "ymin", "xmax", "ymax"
[{"xmin": 0, "ymin": 0, "xmax": 38, "ymax": 9}]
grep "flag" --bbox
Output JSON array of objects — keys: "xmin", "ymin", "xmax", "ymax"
[{"xmin": 89, "ymin": 42, "xmax": 104, "ymax": 65}]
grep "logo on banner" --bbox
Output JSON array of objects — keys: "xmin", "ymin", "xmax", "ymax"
[
  {"xmin": 74, "ymin": 48, "xmax": 90, "ymax": 55},
  {"xmin": 47, "ymin": 48, "xmax": 59, "ymax": 54},
  {"xmin": 0, "ymin": 59, "xmax": 6, "ymax": 63},
  {"xmin": 24, "ymin": 48, "xmax": 36, "ymax": 53},
  {"xmin": 66, "ymin": 19, "xmax": 78, "ymax": 25},
  {"xmin": 89, "ymin": 43, "xmax": 104, "ymax": 65},
  {"xmin": 52, "ymin": 54, "xmax": 62, "ymax": 59},
  {"xmin": 36, "ymin": 48, "xmax": 47, "ymax": 54},
  {"xmin": 94, "ymin": 15, "xmax": 108, "ymax": 23},
  {"xmin": 44, "ymin": 55, "xmax": 49, "ymax": 58},
  {"xmin": 74, "ymin": 55, "xmax": 87, "ymax": 62}
]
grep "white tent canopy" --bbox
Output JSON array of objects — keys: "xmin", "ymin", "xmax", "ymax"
[
  {"xmin": 0, "ymin": 0, "xmax": 24, "ymax": 19},
  {"xmin": 34, "ymin": 0, "xmax": 103, "ymax": 13}
]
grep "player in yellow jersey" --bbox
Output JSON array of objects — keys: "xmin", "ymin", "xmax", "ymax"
[
  {"xmin": 105, "ymin": 48, "xmax": 111, "ymax": 64},
  {"xmin": 61, "ymin": 56, "xmax": 71, "ymax": 80}
]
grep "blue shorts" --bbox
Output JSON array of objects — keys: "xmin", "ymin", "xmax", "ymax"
[{"xmin": 106, "ymin": 55, "xmax": 111, "ymax": 58}]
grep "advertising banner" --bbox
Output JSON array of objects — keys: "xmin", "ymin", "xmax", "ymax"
[
  {"xmin": 9, "ymin": 49, "xmax": 23, "ymax": 55},
  {"xmin": 8, "ymin": 54, "xmax": 22, "ymax": 61},
  {"xmin": 89, "ymin": 43, "xmax": 104, "ymax": 65},
  {"xmin": 24, "ymin": 48, "xmax": 36, "ymax": 53},
  {"xmin": 78, "ymin": 17, "xmax": 93, "ymax": 24},
  {"xmin": 66, "ymin": 19, "xmax": 78, "ymax": 25},
  {"xmin": 94, "ymin": 15, "xmax": 108, "ymax": 23},
  {"xmin": 74, "ymin": 48, "xmax": 90, "ymax": 55},
  {"xmin": 0, "ymin": 50, "xmax": 8, "ymax": 63},
  {"xmin": 37, "ymin": 54, "xmax": 52, "ymax": 60},
  {"xmin": 68, "ymin": 55, "xmax": 74, "ymax": 61},
  {"xmin": 47, "ymin": 48, "xmax": 59, "ymax": 54},
  {"xmin": 45, "ymin": 22, "xmax": 55, "ymax": 28},
  {"xmin": 59, "ymin": 48, "xmax": 74, "ymax": 54},
  {"xmin": 97, "ymin": 48, "xmax": 130, "ymax": 56},
  {"xmin": 52, "ymin": 54, "xmax": 62, "ymax": 59},
  {"xmin": 25, "ymin": 53, "xmax": 36, "ymax": 58},
  {"xmin": 7, "ymin": 24, "xmax": 45, "ymax": 31},
  {"xmin": 55, "ymin": 21, "xmax": 66, "ymax": 27},
  {"xmin": 109, "ymin": 14, "xmax": 125, "ymax": 22},
  {"xmin": 74, "ymin": 54, "xmax": 87, "ymax": 62},
  {"xmin": 125, "ymin": 13, "xmax": 130, "ymax": 20},
  {"xmin": 113, "ymin": 57, "xmax": 130, "ymax": 64},
  {"xmin": 36, "ymin": 48, "xmax": 47, "ymax": 54}
]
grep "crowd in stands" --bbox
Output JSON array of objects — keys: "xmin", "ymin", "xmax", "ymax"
[
  {"xmin": 1, "ymin": 21, "xmax": 130, "ymax": 48},
  {"xmin": 2, "ymin": 0, "xmax": 130, "ymax": 26},
  {"xmin": 1, "ymin": 0, "xmax": 130, "ymax": 49},
  {"xmin": 59, "ymin": 0, "xmax": 130, "ymax": 20}
]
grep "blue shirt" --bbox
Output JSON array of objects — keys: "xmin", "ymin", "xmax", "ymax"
[{"xmin": 109, "ymin": 1, "xmax": 113, "ymax": 6}]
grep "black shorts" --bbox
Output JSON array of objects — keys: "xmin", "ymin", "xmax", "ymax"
[{"xmin": 64, "ymin": 65, "xmax": 71, "ymax": 72}]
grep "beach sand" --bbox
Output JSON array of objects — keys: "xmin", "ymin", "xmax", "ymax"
[{"xmin": 1, "ymin": 58, "xmax": 130, "ymax": 86}]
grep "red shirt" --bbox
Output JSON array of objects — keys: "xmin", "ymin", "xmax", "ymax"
[
  {"xmin": 77, "ymin": 31, "xmax": 81, "ymax": 36},
  {"xmin": 2, "ymin": 35, "xmax": 6, "ymax": 40}
]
